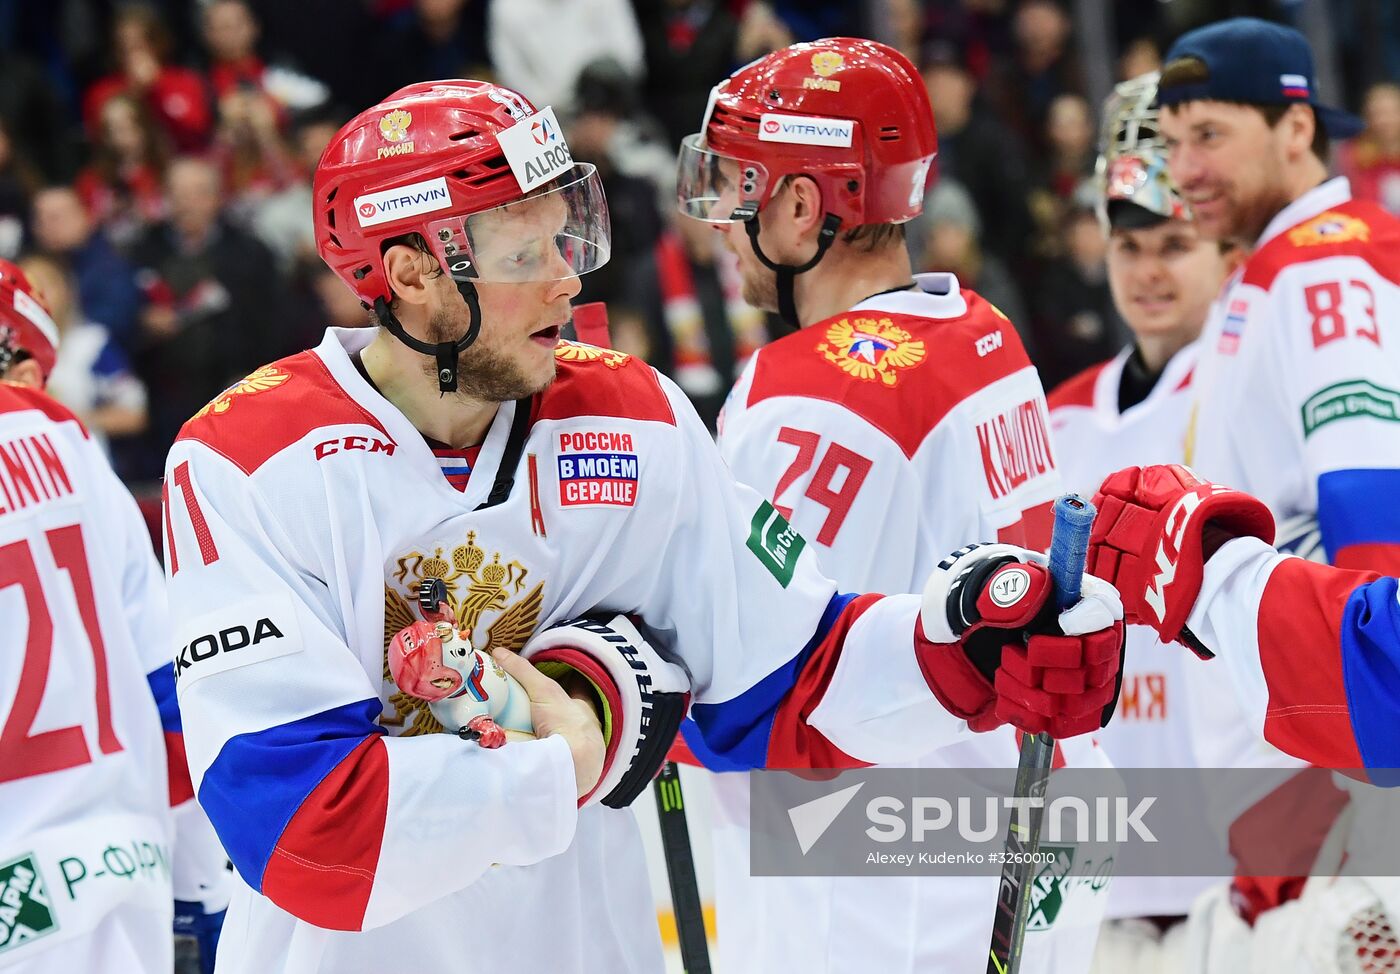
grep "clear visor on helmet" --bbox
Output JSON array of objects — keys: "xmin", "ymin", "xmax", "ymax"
[
  {"xmin": 425, "ymin": 164, "xmax": 610, "ymax": 283},
  {"xmin": 676, "ymin": 133, "xmax": 771, "ymax": 224}
]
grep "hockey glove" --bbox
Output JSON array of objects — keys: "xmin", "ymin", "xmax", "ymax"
[
  {"xmin": 1089, "ymin": 464, "xmax": 1274, "ymax": 657},
  {"xmin": 522, "ymin": 615, "xmax": 691, "ymax": 808},
  {"xmin": 917, "ymin": 543, "xmax": 1125, "ymax": 738}
]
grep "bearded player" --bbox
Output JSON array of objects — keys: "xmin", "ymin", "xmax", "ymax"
[
  {"xmin": 675, "ymin": 38, "xmax": 1116, "ymax": 974},
  {"xmin": 160, "ymin": 78, "xmax": 1126, "ymax": 973}
]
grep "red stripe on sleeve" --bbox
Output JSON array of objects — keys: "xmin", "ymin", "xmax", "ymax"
[
  {"xmin": 766, "ymin": 594, "xmax": 883, "ymax": 769},
  {"xmin": 1258, "ymin": 559, "xmax": 1375, "ymax": 767},
  {"xmin": 262, "ymin": 735, "xmax": 389, "ymax": 930},
  {"xmin": 1333, "ymin": 542, "xmax": 1400, "ymax": 574},
  {"xmin": 165, "ymin": 730, "xmax": 194, "ymax": 806}
]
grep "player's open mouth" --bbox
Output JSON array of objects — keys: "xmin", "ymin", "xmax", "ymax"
[{"xmin": 531, "ymin": 325, "xmax": 561, "ymax": 347}]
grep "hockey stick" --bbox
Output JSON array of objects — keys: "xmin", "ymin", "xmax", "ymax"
[
  {"xmin": 654, "ymin": 760, "xmax": 712, "ymax": 973},
  {"xmin": 570, "ymin": 301, "xmax": 712, "ymax": 971},
  {"xmin": 986, "ymin": 494, "xmax": 1096, "ymax": 974}
]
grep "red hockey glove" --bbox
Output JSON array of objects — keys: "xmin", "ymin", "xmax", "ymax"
[
  {"xmin": 917, "ymin": 543, "xmax": 1126, "ymax": 738},
  {"xmin": 1089, "ymin": 464, "xmax": 1275, "ymax": 657}
]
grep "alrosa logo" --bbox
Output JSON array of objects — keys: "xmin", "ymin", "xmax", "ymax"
[
  {"xmin": 1143, "ymin": 485, "xmax": 1229, "ymax": 624},
  {"xmin": 532, "ymin": 118, "xmax": 554, "ymax": 145},
  {"xmin": 175, "ymin": 617, "xmax": 286, "ymax": 680}
]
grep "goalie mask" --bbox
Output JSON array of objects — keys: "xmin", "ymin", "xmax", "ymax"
[
  {"xmin": 1095, "ymin": 72, "xmax": 1190, "ymax": 232},
  {"xmin": 313, "ymin": 81, "xmax": 611, "ymax": 393}
]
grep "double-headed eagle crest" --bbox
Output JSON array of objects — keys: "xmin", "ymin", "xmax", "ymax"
[
  {"xmin": 378, "ymin": 109, "xmax": 412, "ymax": 143},
  {"xmin": 383, "ymin": 532, "xmax": 543, "ymax": 735},
  {"xmin": 192, "ymin": 365, "xmax": 290, "ymax": 419},
  {"xmin": 554, "ymin": 340, "xmax": 629, "ymax": 370},
  {"xmin": 816, "ymin": 316, "xmax": 926, "ymax": 386}
]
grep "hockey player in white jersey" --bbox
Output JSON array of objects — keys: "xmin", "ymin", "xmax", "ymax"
[
  {"xmin": 674, "ymin": 38, "xmax": 1115, "ymax": 974},
  {"xmin": 161, "ymin": 78, "xmax": 1128, "ymax": 973},
  {"xmin": 1155, "ymin": 14, "xmax": 1400, "ymax": 936},
  {"xmin": 0, "ymin": 259, "xmax": 230, "ymax": 973},
  {"xmin": 1048, "ymin": 73, "xmax": 1238, "ymax": 970}
]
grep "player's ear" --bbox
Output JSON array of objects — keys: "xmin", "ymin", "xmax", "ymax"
[
  {"xmin": 1277, "ymin": 102, "xmax": 1317, "ymax": 162},
  {"xmin": 382, "ymin": 242, "xmax": 438, "ymax": 309},
  {"xmin": 787, "ymin": 175, "xmax": 825, "ymax": 240},
  {"xmin": 2, "ymin": 357, "xmax": 44, "ymax": 389}
]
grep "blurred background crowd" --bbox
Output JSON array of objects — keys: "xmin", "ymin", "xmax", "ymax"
[{"xmin": 2, "ymin": 0, "xmax": 1399, "ymax": 500}]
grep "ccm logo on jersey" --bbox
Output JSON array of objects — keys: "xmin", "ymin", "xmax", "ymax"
[
  {"xmin": 313, "ymin": 435, "xmax": 396, "ymax": 460},
  {"xmin": 975, "ymin": 330, "xmax": 1003, "ymax": 357},
  {"xmin": 976, "ymin": 399, "xmax": 1055, "ymax": 502},
  {"xmin": 557, "ymin": 430, "xmax": 639, "ymax": 507},
  {"xmin": 173, "ymin": 593, "xmax": 303, "ymax": 687}
]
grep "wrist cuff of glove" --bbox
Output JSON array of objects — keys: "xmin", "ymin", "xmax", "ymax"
[{"xmin": 913, "ymin": 617, "xmax": 1000, "ymax": 730}]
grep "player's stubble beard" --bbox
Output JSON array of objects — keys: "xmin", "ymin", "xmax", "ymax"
[{"xmin": 423, "ymin": 302, "xmax": 555, "ymax": 403}]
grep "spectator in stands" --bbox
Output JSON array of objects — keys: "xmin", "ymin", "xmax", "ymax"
[
  {"xmin": 211, "ymin": 87, "xmax": 298, "ymax": 225},
  {"xmin": 488, "ymin": 0, "xmax": 643, "ymax": 111},
  {"xmin": 130, "ymin": 156, "xmax": 285, "ymax": 474},
  {"xmin": 1339, "ymin": 81, "xmax": 1400, "ymax": 216},
  {"xmin": 0, "ymin": 48, "xmax": 76, "ymax": 184},
  {"xmin": 985, "ymin": 0, "xmax": 1085, "ymax": 148},
  {"xmin": 376, "ymin": 0, "xmax": 491, "ymax": 97},
  {"xmin": 203, "ymin": 0, "xmax": 272, "ymax": 100},
  {"xmin": 912, "ymin": 180, "xmax": 1032, "ymax": 356},
  {"xmin": 249, "ymin": 107, "xmax": 344, "ymax": 273},
  {"xmin": 0, "ymin": 117, "xmax": 38, "ymax": 261},
  {"xmin": 921, "ymin": 41, "xmax": 1034, "ymax": 270},
  {"xmin": 734, "ymin": 1, "xmax": 794, "ymax": 62},
  {"xmin": 30, "ymin": 186, "xmax": 143, "ymax": 349},
  {"xmin": 83, "ymin": 3, "xmax": 213, "ymax": 154},
  {"xmin": 74, "ymin": 93, "xmax": 172, "ymax": 250},
  {"xmin": 1027, "ymin": 92, "xmax": 1097, "ymax": 255},
  {"xmin": 19, "ymin": 253, "xmax": 148, "ymax": 458},
  {"xmin": 1031, "ymin": 197, "xmax": 1128, "ymax": 389},
  {"xmin": 1118, "ymin": 36, "xmax": 1161, "ymax": 81},
  {"xmin": 634, "ymin": 0, "xmax": 740, "ymax": 149}
]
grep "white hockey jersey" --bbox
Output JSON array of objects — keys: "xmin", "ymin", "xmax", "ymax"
[
  {"xmin": 706, "ymin": 274, "xmax": 1113, "ymax": 974},
  {"xmin": 1048, "ymin": 344, "xmax": 1218, "ymax": 919},
  {"xmin": 0, "ymin": 384, "xmax": 183, "ymax": 972},
  {"xmin": 1189, "ymin": 177, "xmax": 1400, "ymax": 575},
  {"xmin": 162, "ymin": 327, "xmax": 995, "ymax": 974}
]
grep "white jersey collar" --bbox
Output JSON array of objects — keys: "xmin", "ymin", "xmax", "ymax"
[
  {"xmin": 1097, "ymin": 339, "xmax": 1199, "ymax": 423},
  {"xmin": 1254, "ymin": 176, "xmax": 1353, "ymax": 249},
  {"xmin": 314, "ymin": 327, "xmax": 522, "ymax": 510},
  {"xmin": 851, "ymin": 271, "xmax": 968, "ymax": 319}
]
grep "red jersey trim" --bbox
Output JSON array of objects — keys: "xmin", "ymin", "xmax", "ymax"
[
  {"xmin": 746, "ymin": 294, "xmax": 1033, "ymax": 459},
  {"xmin": 0, "ymin": 382, "xmax": 91, "ymax": 439},
  {"xmin": 177, "ymin": 352, "xmax": 392, "ymax": 476},
  {"xmin": 1242, "ymin": 200, "xmax": 1400, "ymax": 292},
  {"xmin": 1048, "ymin": 359, "xmax": 1111, "ymax": 412},
  {"xmin": 534, "ymin": 347, "xmax": 676, "ymax": 427}
]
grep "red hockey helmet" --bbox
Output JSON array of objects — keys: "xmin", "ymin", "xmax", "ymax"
[
  {"xmin": 313, "ymin": 80, "xmax": 610, "ymax": 390},
  {"xmin": 677, "ymin": 38, "xmax": 937, "ymax": 229},
  {"xmin": 0, "ymin": 259, "xmax": 58, "ymax": 381}
]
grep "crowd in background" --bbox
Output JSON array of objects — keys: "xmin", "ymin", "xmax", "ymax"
[{"xmin": 1, "ymin": 0, "xmax": 1398, "ymax": 493}]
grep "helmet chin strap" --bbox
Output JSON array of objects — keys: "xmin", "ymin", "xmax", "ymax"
[
  {"xmin": 737, "ymin": 205, "xmax": 842, "ymax": 329},
  {"xmin": 373, "ymin": 279, "xmax": 483, "ymax": 394}
]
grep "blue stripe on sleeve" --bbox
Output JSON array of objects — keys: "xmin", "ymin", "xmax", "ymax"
[
  {"xmin": 197, "ymin": 698, "xmax": 385, "ymax": 891},
  {"xmin": 1340, "ymin": 577, "xmax": 1400, "ymax": 780},
  {"xmin": 688, "ymin": 592, "xmax": 857, "ymax": 770},
  {"xmin": 146, "ymin": 662, "xmax": 182, "ymax": 733},
  {"xmin": 1318, "ymin": 469, "xmax": 1400, "ymax": 562}
]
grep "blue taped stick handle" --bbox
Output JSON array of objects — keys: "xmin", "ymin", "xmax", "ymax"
[{"xmin": 1046, "ymin": 494, "xmax": 1096, "ymax": 611}]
